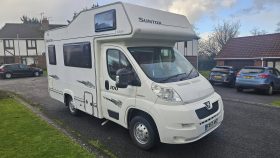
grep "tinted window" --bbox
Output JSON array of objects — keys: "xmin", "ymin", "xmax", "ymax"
[
  {"xmin": 95, "ymin": 10, "xmax": 116, "ymax": 32},
  {"xmin": 241, "ymin": 68, "xmax": 265, "ymax": 74},
  {"xmin": 63, "ymin": 43, "xmax": 92, "ymax": 68},
  {"xmin": 107, "ymin": 49, "xmax": 132, "ymax": 81},
  {"xmin": 212, "ymin": 67, "xmax": 230, "ymax": 72},
  {"xmin": 5, "ymin": 65, "xmax": 19, "ymax": 70},
  {"xmin": 48, "ymin": 45, "xmax": 57, "ymax": 65},
  {"xmin": 19, "ymin": 64, "xmax": 29, "ymax": 70}
]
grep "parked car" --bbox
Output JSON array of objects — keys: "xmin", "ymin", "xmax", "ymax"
[
  {"xmin": 0, "ymin": 63, "xmax": 43, "ymax": 79},
  {"xmin": 235, "ymin": 66, "xmax": 280, "ymax": 95},
  {"xmin": 209, "ymin": 66, "xmax": 238, "ymax": 87}
]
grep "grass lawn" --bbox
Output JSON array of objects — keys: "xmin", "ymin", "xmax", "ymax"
[
  {"xmin": 272, "ymin": 100, "xmax": 280, "ymax": 107},
  {"xmin": 199, "ymin": 70, "xmax": 210, "ymax": 79},
  {"xmin": 0, "ymin": 98, "xmax": 95, "ymax": 158},
  {"xmin": 43, "ymin": 70, "xmax": 48, "ymax": 77}
]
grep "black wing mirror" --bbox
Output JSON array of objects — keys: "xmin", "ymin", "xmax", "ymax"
[{"xmin": 116, "ymin": 68, "xmax": 134, "ymax": 88}]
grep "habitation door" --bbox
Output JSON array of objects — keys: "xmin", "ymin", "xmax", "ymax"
[{"xmin": 100, "ymin": 45, "xmax": 136, "ymax": 124}]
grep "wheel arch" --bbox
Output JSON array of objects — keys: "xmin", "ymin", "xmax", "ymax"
[
  {"xmin": 126, "ymin": 108, "xmax": 159, "ymax": 135},
  {"xmin": 63, "ymin": 89, "xmax": 74, "ymax": 106}
]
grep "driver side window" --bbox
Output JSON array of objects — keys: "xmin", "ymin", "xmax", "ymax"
[{"xmin": 107, "ymin": 49, "xmax": 132, "ymax": 81}]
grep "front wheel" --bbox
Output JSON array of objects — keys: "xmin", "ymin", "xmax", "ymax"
[{"xmin": 129, "ymin": 116, "xmax": 158, "ymax": 150}]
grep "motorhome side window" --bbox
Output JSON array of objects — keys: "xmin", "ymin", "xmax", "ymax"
[
  {"xmin": 95, "ymin": 9, "xmax": 116, "ymax": 32},
  {"xmin": 48, "ymin": 45, "xmax": 56, "ymax": 65},
  {"xmin": 107, "ymin": 49, "xmax": 132, "ymax": 81},
  {"xmin": 63, "ymin": 43, "xmax": 92, "ymax": 68}
]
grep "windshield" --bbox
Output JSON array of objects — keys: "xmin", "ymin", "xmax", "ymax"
[{"xmin": 128, "ymin": 47, "xmax": 198, "ymax": 83}]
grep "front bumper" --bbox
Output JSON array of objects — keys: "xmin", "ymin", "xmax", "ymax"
[{"xmin": 154, "ymin": 92, "xmax": 224, "ymax": 144}]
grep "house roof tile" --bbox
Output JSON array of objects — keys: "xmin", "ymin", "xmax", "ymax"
[
  {"xmin": 216, "ymin": 33, "xmax": 280, "ymax": 59},
  {"xmin": 0, "ymin": 23, "xmax": 65, "ymax": 39}
]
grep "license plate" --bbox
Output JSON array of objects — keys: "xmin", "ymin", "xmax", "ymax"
[
  {"xmin": 214, "ymin": 75, "xmax": 222, "ymax": 80},
  {"xmin": 244, "ymin": 76, "xmax": 253, "ymax": 79},
  {"xmin": 205, "ymin": 119, "xmax": 218, "ymax": 131}
]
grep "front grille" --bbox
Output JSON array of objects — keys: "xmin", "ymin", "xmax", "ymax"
[{"xmin": 195, "ymin": 101, "xmax": 219, "ymax": 119}]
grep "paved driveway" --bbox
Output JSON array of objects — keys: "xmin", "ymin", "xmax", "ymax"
[
  {"xmin": 213, "ymin": 84, "xmax": 280, "ymax": 105},
  {"xmin": 1, "ymin": 77, "xmax": 280, "ymax": 158}
]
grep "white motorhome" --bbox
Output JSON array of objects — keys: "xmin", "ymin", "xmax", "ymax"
[{"xmin": 45, "ymin": 2, "xmax": 224, "ymax": 150}]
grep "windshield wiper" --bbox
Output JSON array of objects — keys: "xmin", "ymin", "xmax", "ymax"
[
  {"xmin": 159, "ymin": 73, "xmax": 187, "ymax": 83},
  {"xmin": 181, "ymin": 68, "xmax": 194, "ymax": 80}
]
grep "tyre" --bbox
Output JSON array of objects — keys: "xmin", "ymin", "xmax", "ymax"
[
  {"xmin": 66, "ymin": 97, "xmax": 80, "ymax": 116},
  {"xmin": 4, "ymin": 73, "xmax": 12, "ymax": 79},
  {"xmin": 236, "ymin": 87, "xmax": 243, "ymax": 92},
  {"xmin": 265, "ymin": 84, "xmax": 273, "ymax": 95},
  {"xmin": 129, "ymin": 115, "xmax": 159, "ymax": 150},
  {"xmin": 34, "ymin": 71, "xmax": 40, "ymax": 77}
]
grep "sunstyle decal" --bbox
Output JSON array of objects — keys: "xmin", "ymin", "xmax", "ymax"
[
  {"xmin": 77, "ymin": 80, "xmax": 95, "ymax": 89},
  {"xmin": 103, "ymin": 97, "xmax": 122, "ymax": 108},
  {"xmin": 138, "ymin": 17, "xmax": 162, "ymax": 25}
]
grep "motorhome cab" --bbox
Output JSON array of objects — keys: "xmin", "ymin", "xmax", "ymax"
[{"xmin": 45, "ymin": 2, "xmax": 224, "ymax": 150}]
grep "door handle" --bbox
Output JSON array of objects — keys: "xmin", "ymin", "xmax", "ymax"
[{"xmin": 105, "ymin": 80, "xmax": 109, "ymax": 90}]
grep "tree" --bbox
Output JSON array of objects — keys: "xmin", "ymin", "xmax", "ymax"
[
  {"xmin": 250, "ymin": 27, "xmax": 267, "ymax": 35},
  {"xmin": 276, "ymin": 22, "xmax": 280, "ymax": 33},
  {"xmin": 199, "ymin": 20, "xmax": 240, "ymax": 56},
  {"xmin": 198, "ymin": 20, "xmax": 240, "ymax": 70},
  {"xmin": 20, "ymin": 15, "xmax": 41, "ymax": 24},
  {"xmin": 67, "ymin": 2, "xmax": 99, "ymax": 24},
  {"xmin": 212, "ymin": 20, "xmax": 240, "ymax": 51}
]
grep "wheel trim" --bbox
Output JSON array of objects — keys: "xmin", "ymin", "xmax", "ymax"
[
  {"xmin": 69, "ymin": 101, "xmax": 76, "ymax": 113},
  {"xmin": 6, "ymin": 73, "xmax": 11, "ymax": 78},
  {"xmin": 35, "ymin": 72, "xmax": 39, "ymax": 76},
  {"xmin": 133, "ymin": 122, "xmax": 150, "ymax": 145}
]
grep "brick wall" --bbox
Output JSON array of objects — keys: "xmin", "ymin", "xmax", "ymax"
[{"xmin": 216, "ymin": 60, "xmax": 224, "ymax": 66}]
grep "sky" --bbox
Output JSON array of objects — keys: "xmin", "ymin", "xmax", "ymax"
[{"xmin": 0, "ymin": 0, "xmax": 280, "ymax": 39}]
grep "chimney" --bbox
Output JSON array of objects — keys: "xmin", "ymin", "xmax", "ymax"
[{"xmin": 41, "ymin": 18, "xmax": 49, "ymax": 31}]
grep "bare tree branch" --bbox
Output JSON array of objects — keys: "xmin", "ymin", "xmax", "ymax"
[
  {"xmin": 276, "ymin": 22, "xmax": 280, "ymax": 33},
  {"xmin": 199, "ymin": 20, "xmax": 240, "ymax": 57},
  {"xmin": 250, "ymin": 27, "xmax": 267, "ymax": 35}
]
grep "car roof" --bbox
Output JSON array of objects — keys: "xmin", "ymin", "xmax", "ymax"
[
  {"xmin": 243, "ymin": 66, "xmax": 273, "ymax": 69},
  {"xmin": 2, "ymin": 63, "xmax": 21, "ymax": 66},
  {"xmin": 215, "ymin": 66, "xmax": 233, "ymax": 68}
]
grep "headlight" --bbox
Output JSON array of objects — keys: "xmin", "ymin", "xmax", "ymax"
[{"xmin": 151, "ymin": 83, "xmax": 182, "ymax": 103}]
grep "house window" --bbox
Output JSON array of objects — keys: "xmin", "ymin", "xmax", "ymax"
[
  {"xmin": 63, "ymin": 42, "xmax": 92, "ymax": 68},
  {"xmin": 21, "ymin": 57, "xmax": 35, "ymax": 66},
  {"xmin": 4, "ymin": 40, "xmax": 14, "ymax": 49},
  {"xmin": 48, "ymin": 45, "xmax": 57, "ymax": 65},
  {"xmin": 95, "ymin": 9, "xmax": 116, "ymax": 32},
  {"xmin": 27, "ymin": 40, "xmax": 36, "ymax": 49}
]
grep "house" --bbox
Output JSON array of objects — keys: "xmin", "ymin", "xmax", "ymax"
[
  {"xmin": 0, "ymin": 19, "xmax": 65, "ymax": 69},
  {"xmin": 175, "ymin": 39, "xmax": 199, "ymax": 68},
  {"xmin": 215, "ymin": 33, "xmax": 280, "ymax": 70}
]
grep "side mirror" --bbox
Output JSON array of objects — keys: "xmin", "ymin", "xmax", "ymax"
[{"xmin": 116, "ymin": 68, "xmax": 133, "ymax": 88}]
